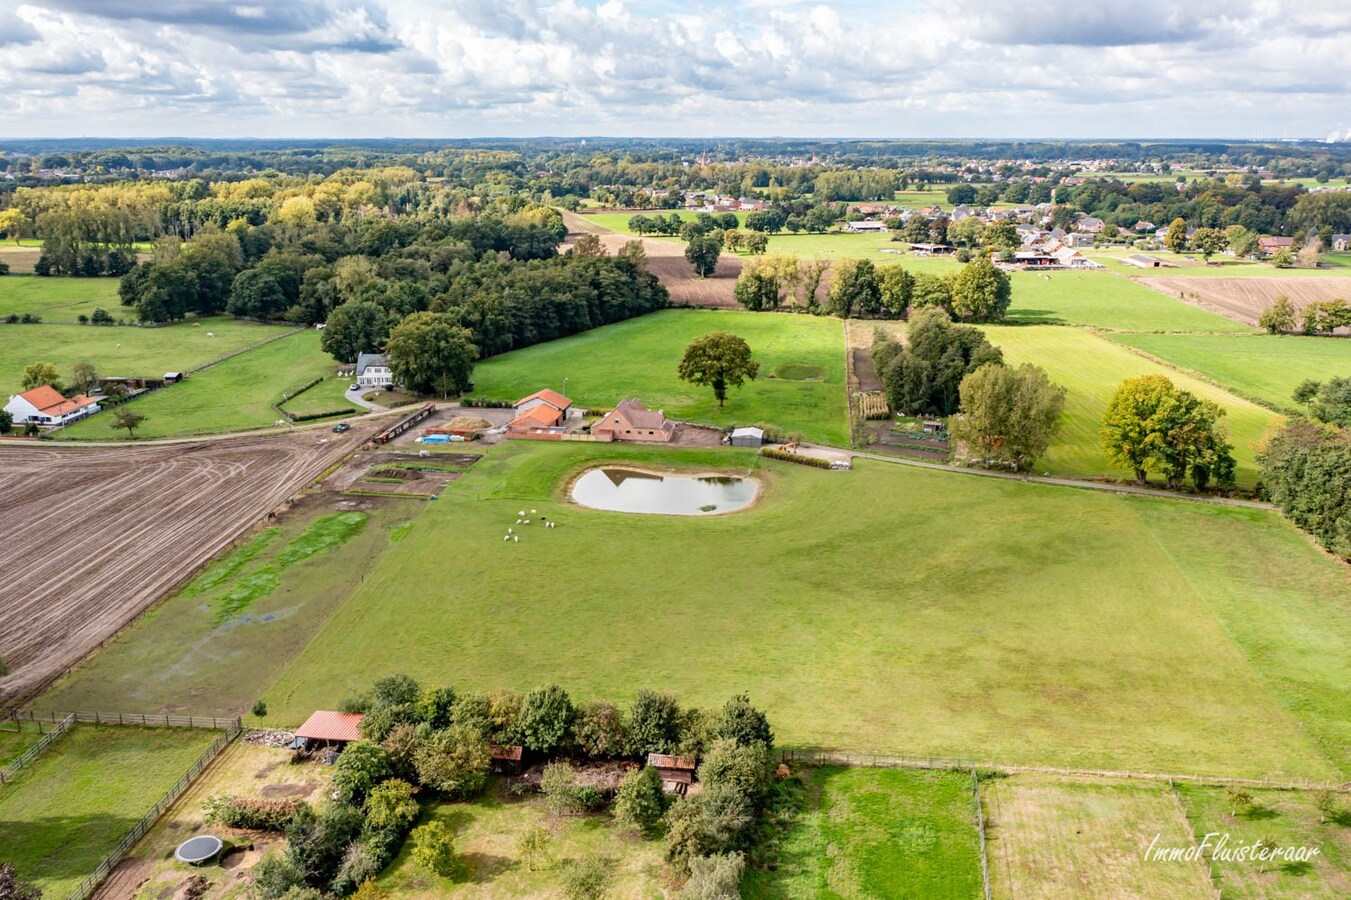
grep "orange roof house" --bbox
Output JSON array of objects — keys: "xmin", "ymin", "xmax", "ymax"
[
  {"xmin": 591, "ymin": 398, "xmax": 675, "ymax": 443},
  {"xmin": 514, "ymin": 388, "xmax": 572, "ymax": 414},
  {"xmin": 294, "ymin": 710, "xmax": 365, "ymax": 744},
  {"xmin": 4, "ymin": 385, "xmax": 101, "ymax": 427}
]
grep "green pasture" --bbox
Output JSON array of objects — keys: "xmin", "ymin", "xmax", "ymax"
[
  {"xmin": 981, "ymin": 326, "xmax": 1279, "ymax": 485},
  {"xmin": 472, "ymin": 308, "xmax": 849, "ymax": 444},
  {"xmin": 1004, "ymin": 270, "xmax": 1251, "ymax": 332},
  {"xmin": 263, "ymin": 440, "xmax": 1350, "ymax": 779},
  {"xmin": 0, "ymin": 275, "xmax": 122, "ymax": 320},
  {"xmin": 279, "ymin": 374, "xmax": 356, "ymax": 418},
  {"xmin": 0, "ymin": 722, "xmax": 45, "ymax": 766},
  {"xmin": 1112, "ymin": 332, "xmax": 1351, "ymax": 410},
  {"xmin": 580, "ymin": 210, "xmax": 746, "ymax": 235},
  {"xmin": 0, "ymin": 725, "xmax": 216, "ymax": 898},
  {"xmin": 745, "ymin": 766, "xmax": 983, "ymax": 898},
  {"xmin": 1176, "ymin": 784, "xmax": 1351, "ymax": 898},
  {"xmin": 0, "ymin": 317, "xmax": 290, "ymax": 396},
  {"xmin": 56, "ymin": 328, "xmax": 336, "ymax": 439},
  {"xmin": 893, "ymin": 189, "xmax": 950, "ymax": 207}
]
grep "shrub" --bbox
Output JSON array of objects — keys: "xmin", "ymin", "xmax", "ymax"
[
  {"xmin": 571, "ymin": 701, "xmax": 629, "ymax": 759},
  {"xmin": 487, "ymin": 691, "xmax": 523, "ymax": 744},
  {"xmin": 517, "ymin": 684, "xmax": 576, "ymax": 754},
  {"xmin": 203, "ymin": 795, "xmax": 307, "ymax": 831},
  {"xmin": 330, "ymin": 839, "xmax": 383, "ymax": 896},
  {"xmin": 410, "ymin": 820, "xmax": 456, "ymax": 877},
  {"xmin": 352, "ymin": 880, "xmax": 386, "ymax": 900},
  {"xmin": 285, "ymin": 801, "xmax": 364, "ymax": 887},
  {"xmin": 450, "ymin": 691, "xmax": 493, "ymax": 734},
  {"xmin": 698, "ymin": 739, "xmax": 773, "ymax": 807},
  {"xmin": 339, "ymin": 693, "xmax": 372, "ymax": 714},
  {"xmin": 614, "ymin": 766, "xmax": 666, "ymax": 837},
  {"xmin": 333, "ymin": 742, "xmax": 393, "ymax": 805},
  {"xmin": 418, "ymin": 686, "xmax": 458, "ymax": 729},
  {"xmin": 709, "ymin": 694, "xmax": 774, "ymax": 750},
  {"xmin": 251, "ymin": 851, "xmax": 308, "ymax": 898},
  {"xmin": 414, "ymin": 724, "xmax": 490, "ymax": 798},
  {"xmin": 559, "ymin": 855, "xmax": 614, "ymax": 900},
  {"xmin": 380, "ymin": 722, "xmax": 423, "ymax": 782},
  {"xmin": 517, "ymin": 823, "xmax": 555, "ymax": 871},
  {"xmin": 364, "ymin": 779, "xmax": 420, "ymax": 836},
  {"xmin": 371, "ymin": 673, "xmax": 421, "ymax": 708},
  {"xmin": 540, "ymin": 761, "xmax": 603, "ymax": 816},
  {"xmin": 252, "ymin": 699, "xmax": 269, "ymax": 718},
  {"xmin": 359, "ymin": 702, "xmax": 419, "ymax": 743},
  {"xmin": 678, "ymin": 852, "xmax": 745, "ymax": 899},
  {"xmin": 629, "ymin": 690, "xmax": 682, "ymax": 756},
  {"xmin": 759, "ymin": 447, "xmax": 831, "ymax": 469},
  {"xmin": 664, "ymin": 786, "xmax": 754, "ymax": 876}
]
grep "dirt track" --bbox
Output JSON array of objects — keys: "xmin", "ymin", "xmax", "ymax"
[
  {"xmin": 1139, "ymin": 275, "xmax": 1351, "ymax": 328},
  {"xmin": 0, "ymin": 426, "xmax": 377, "ymax": 702}
]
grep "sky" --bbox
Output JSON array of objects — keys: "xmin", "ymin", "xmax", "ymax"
[{"xmin": 1, "ymin": 0, "xmax": 1348, "ymax": 141}]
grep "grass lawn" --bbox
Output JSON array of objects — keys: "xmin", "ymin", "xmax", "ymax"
[
  {"xmin": 57, "ymin": 329, "xmax": 335, "ymax": 439},
  {"xmin": 985, "ymin": 775, "xmax": 1214, "ymax": 898},
  {"xmin": 0, "ymin": 317, "xmax": 292, "ymax": 397},
  {"xmin": 0, "ymin": 275, "xmax": 122, "ymax": 320},
  {"xmin": 744, "ymin": 766, "xmax": 984, "ymax": 899},
  {"xmin": 1002, "ymin": 270, "xmax": 1252, "ymax": 332},
  {"xmin": 1111, "ymin": 332, "xmax": 1351, "ymax": 410},
  {"xmin": 263, "ymin": 441, "xmax": 1349, "ymax": 779},
  {"xmin": 1174, "ymin": 784, "xmax": 1351, "ymax": 898},
  {"xmin": 893, "ymin": 190, "xmax": 951, "ymax": 207},
  {"xmin": 0, "ymin": 724, "xmax": 217, "ymax": 898},
  {"xmin": 472, "ymin": 309, "xmax": 849, "ymax": 444},
  {"xmin": 279, "ymin": 374, "xmax": 357, "ymax": 419},
  {"xmin": 0, "ymin": 722, "xmax": 45, "ymax": 766},
  {"xmin": 379, "ymin": 786, "xmax": 666, "ymax": 897},
  {"xmin": 979, "ymin": 326, "xmax": 1280, "ymax": 486},
  {"xmin": 40, "ymin": 498, "xmax": 416, "ymax": 718}
]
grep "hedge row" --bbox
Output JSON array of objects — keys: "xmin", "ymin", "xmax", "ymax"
[{"xmin": 759, "ymin": 448, "xmax": 832, "ymax": 469}]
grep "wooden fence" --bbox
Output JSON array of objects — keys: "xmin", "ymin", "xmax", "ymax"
[
  {"xmin": 0, "ymin": 712, "xmax": 75, "ymax": 786},
  {"xmin": 62, "ymin": 718, "xmax": 242, "ymax": 900},
  {"xmin": 777, "ymin": 748, "xmax": 1351, "ymax": 793},
  {"xmin": 971, "ymin": 772, "xmax": 992, "ymax": 900},
  {"xmin": 11, "ymin": 710, "xmax": 240, "ymax": 730}
]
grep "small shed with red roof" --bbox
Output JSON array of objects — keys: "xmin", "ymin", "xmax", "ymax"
[{"xmin": 294, "ymin": 710, "xmax": 365, "ymax": 748}]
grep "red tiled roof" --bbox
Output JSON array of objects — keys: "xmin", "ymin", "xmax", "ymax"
[
  {"xmin": 19, "ymin": 385, "xmax": 97, "ymax": 417},
  {"xmin": 514, "ymin": 388, "xmax": 572, "ymax": 410},
  {"xmin": 491, "ymin": 744, "xmax": 524, "ymax": 761},
  {"xmin": 647, "ymin": 752, "xmax": 697, "ymax": 771},
  {"xmin": 510, "ymin": 405, "xmax": 563, "ymax": 428},
  {"xmin": 606, "ymin": 398, "xmax": 673, "ymax": 431},
  {"xmin": 294, "ymin": 710, "xmax": 364, "ymax": 742}
]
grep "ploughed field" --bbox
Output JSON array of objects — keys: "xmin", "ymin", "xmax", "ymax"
[
  {"xmin": 1141, "ymin": 275, "xmax": 1351, "ymax": 328},
  {"xmin": 0, "ymin": 427, "xmax": 376, "ymax": 700}
]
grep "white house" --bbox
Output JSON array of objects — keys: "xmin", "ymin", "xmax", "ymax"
[
  {"xmin": 5, "ymin": 385, "xmax": 101, "ymax": 426},
  {"xmin": 355, "ymin": 353, "xmax": 393, "ymax": 389}
]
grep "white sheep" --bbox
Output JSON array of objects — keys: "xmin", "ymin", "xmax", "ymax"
[
  {"xmin": 513, "ymin": 535, "xmax": 519, "ymax": 542},
  {"xmin": 523, "ymin": 519, "xmax": 530, "ymax": 525},
  {"xmin": 530, "ymin": 508, "xmax": 537, "ymax": 514},
  {"xmin": 503, "ymin": 534, "xmax": 510, "ymax": 541},
  {"xmin": 519, "ymin": 510, "xmax": 525, "ymax": 516},
  {"xmin": 207, "ymin": 332, "xmax": 214, "ymax": 337}
]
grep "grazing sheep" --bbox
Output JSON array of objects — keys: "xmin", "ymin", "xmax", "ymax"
[
  {"xmin": 530, "ymin": 508, "xmax": 537, "ymax": 514},
  {"xmin": 513, "ymin": 535, "xmax": 519, "ymax": 542},
  {"xmin": 519, "ymin": 510, "xmax": 525, "ymax": 516},
  {"xmin": 207, "ymin": 332, "xmax": 214, "ymax": 337},
  {"xmin": 503, "ymin": 534, "xmax": 510, "ymax": 541}
]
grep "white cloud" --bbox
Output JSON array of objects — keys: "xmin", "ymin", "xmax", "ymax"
[{"xmin": 0, "ymin": 0, "xmax": 1344, "ymax": 139}]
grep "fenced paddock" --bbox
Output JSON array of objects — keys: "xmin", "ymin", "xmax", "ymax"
[{"xmin": 0, "ymin": 712, "xmax": 75, "ymax": 785}]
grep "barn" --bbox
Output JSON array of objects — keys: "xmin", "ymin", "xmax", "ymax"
[{"xmin": 729, "ymin": 426, "xmax": 765, "ymax": 448}]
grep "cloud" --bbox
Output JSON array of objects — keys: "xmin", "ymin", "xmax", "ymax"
[{"xmin": 0, "ymin": 0, "xmax": 1345, "ymax": 140}]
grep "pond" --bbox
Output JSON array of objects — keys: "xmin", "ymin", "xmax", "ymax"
[{"xmin": 570, "ymin": 467, "xmax": 759, "ymax": 516}]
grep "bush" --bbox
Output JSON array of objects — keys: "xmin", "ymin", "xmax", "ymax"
[
  {"xmin": 285, "ymin": 800, "xmax": 364, "ymax": 887},
  {"xmin": 332, "ymin": 742, "xmax": 393, "ymax": 805},
  {"xmin": 410, "ymin": 820, "xmax": 456, "ymax": 877},
  {"xmin": 614, "ymin": 766, "xmax": 666, "ymax": 837},
  {"xmin": 698, "ymin": 739, "xmax": 773, "ymax": 807},
  {"xmin": 517, "ymin": 683, "xmax": 575, "ymax": 754},
  {"xmin": 678, "ymin": 852, "xmax": 745, "ymax": 899},
  {"xmin": 517, "ymin": 823, "xmax": 555, "ymax": 871},
  {"xmin": 252, "ymin": 699, "xmax": 269, "ymax": 718},
  {"xmin": 252, "ymin": 851, "xmax": 308, "ymax": 898},
  {"xmin": 359, "ymin": 702, "xmax": 419, "ymax": 743},
  {"xmin": 629, "ymin": 690, "xmax": 682, "ymax": 756},
  {"xmin": 540, "ymin": 761, "xmax": 604, "ymax": 816},
  {"xmin": 203, "ymin": 795, "xmax": 307, "ymax": 832},
  {"xmin": 559, "ymin": 855, "xmax": 614, "ymax": 900},
  {"xmin": 759, "ymin": 448, "xmax": 831, "ymax": 469},
  {"xmin": 289, "ymin": 407, "xmax": 358, "ymax": 422},
  {"xmin": 571, "ymin": 701, "xmax": 629, "ymax": 759},
  {"xmin": 372, "ymin": 673, "xmax": 421, "ymax": 708},
  {"xmin": 364, "ymin": 779, "xmax": 420, "ymax": 836},
  {"xmin": 330, "ymin": 839, "xmax": 383, "ymax": 896},
  {"xmin": 339, "ymin": 693, "xmax": 372, "ymax": 714},
  {"xmin": 414, "ymin": 724, "xmax": 490, "ymax": 798},
  {"xmin": 664, "ymin": 787, "xmax": 754, "ymax": 876},
  {"xmin": 418, "ymin": 686, "xmax": 458, "ymax": 729},
  {"xmin": 380, "ymin": 722, "xmax": 423, "ymax": 782},
  {"xmin": 709, "ymin": 694, "xmax": 773, "ymax": 750}
]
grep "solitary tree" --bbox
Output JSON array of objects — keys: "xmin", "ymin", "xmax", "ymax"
[
  {"xmin": 1292, "ymin": 378, "xmax": 1321, "ymax": 412},
  {"xmin": 1164, "ymin": 218, "xmax": 1189, "ymax": 254},
  {"xmin": 1191, "ymin": 227, "xmax": 1228, "ymax": 262},
  {"xmin": 1226, "ymin": 786, "xmax": 1254, "ymax": 816},
  {"xmin": 949, "ymin": 257, "xmax": 1012, "ymax": 322},
  {"xmin": 684, "ymin": 236, "xmax": 721, "ymax": 278},
  {"xmin": 678, "ymin": 332, "xmax": 759, "ymax": 408},
  {"xmin": 111, "ymin": 406, "xmax": 146, "ymax": 438},
  {"xmin": 21, "ymin": 361, "xmax": 61, "ymax": 391},
  {"xmin": 1314, "ymin": 789, "xmax": 1338, "ymax": 824}
]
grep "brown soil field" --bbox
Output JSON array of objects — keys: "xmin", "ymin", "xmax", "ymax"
[
  {"xmin": 562, "ymin": 211, "xmax": 742, "ymax": 307},
  {"xmin": 1139, "ymin": 276, "xmax": 1351, "ymax": 328},
  {"xmin": 0, "ymin": 426, "xmax": 377, "ymax": 702}
]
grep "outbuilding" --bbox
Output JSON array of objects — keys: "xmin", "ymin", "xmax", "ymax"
[
  {"xmin": 646, "ymin": 752, "xmax": 697, "ymax": 795},
  {"xmin": 729, "ymin": 426, "xmax": 765, "ymax": 448},
  {"xmin": 293, "ymin": 710, "xmax": 365, "ymax": 752}
]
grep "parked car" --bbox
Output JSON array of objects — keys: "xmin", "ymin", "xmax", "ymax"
[
  {"xmin": 332, "ymin": 423, "xmax": 351, "ymax": 433},
  {"xmin": 348, "ymin": 383, "xmax": 359, "ymax": 391}
]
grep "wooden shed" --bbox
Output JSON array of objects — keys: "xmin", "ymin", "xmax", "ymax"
[
  {"xmin": 491, "ymin": 744, "xmax": 525, "ymax": 776},
  {"xmin": 646, "ymin": 752, "xmax": 697, "ymax": 794}
]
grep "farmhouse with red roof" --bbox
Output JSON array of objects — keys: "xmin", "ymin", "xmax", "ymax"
[{"xmin": 4, "ymin": 385, "xmax": 101, "ymax": 427}]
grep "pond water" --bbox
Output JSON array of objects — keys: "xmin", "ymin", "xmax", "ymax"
[{"xmin": 570, "ymin": 467, "xmax": 758, "ymax": 515}]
